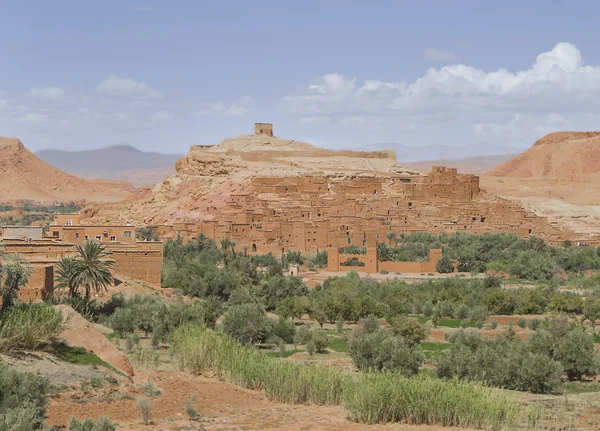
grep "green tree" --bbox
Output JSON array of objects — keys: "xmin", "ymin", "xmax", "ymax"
[
  {"xmin": 72, "ymin": 241, "xmax": 114, "ymax": 300},
  {"xmin": 555, "ymin": 327, "xmax": 598, "ymax": 380},
  {"xmin": 55, "ymin": 257, "xmax": 80, "ymax": 298},
  {"xmin": 0, "ymin": 256, "xmax": 32, "ymax": 312},
  {"xmin": 221, "ymin": 304, "xmax": 271, "ymax": 345},
  {"xmin": 436, "ymin": 256, "xmax": 454, "ymax": 273},
  {"xmin": 389, "ymin": 315, "xmax": 428, "ymax": 347},
  {"xmin": 136, "ymin": 226, "xmax": 159, "ymax": 242}
]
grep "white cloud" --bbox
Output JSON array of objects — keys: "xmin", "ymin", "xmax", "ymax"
[
  {"xmin": 424, "ymin": 48, "xmax": 460, "ymax": 62},
  {"xmin": 285, "ymin": 43, "xmax": 600, "ymax": 130},
  {"xmin": 26, "ymin": 86, "xmax": 65, "ymax": 100},
  {"xmin": 298, "ymin": 116, "xmax": 331, "ymax": 126},
  {"xmin": 18, "ymin": 113, "xmax": 49, "ymax": 123},
  {"xmin": 195, "ymin": 96, "xmax": 253, "ymax": 117},
  {"xmin": 151, "ymin": 110, "xmax": 173, "ymax": 122},
  {"xmin": 96, "ymin": 74, "xmax": 161, "ymax": 99}
]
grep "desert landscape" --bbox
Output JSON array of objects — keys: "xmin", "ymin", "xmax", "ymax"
[{"xmin": 3, "ymin": 3, "xmax": 600, "ymax": 431}]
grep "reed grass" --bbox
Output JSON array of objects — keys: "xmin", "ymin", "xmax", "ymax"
[
  {"xmin": 171, "ymin": 324, "xmax": 523, "ymax": 429},
  {"xmin": 0, "ymin": 304, "xmax": 63, "ymax": 352}
]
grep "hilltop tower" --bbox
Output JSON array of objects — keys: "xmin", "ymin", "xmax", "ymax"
[{"xmin": 254, "ymin": 123, "xmax": 273, "ymax": 137}]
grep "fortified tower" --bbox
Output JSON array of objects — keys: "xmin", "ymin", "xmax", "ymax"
[{"xmin": 254, "ymin": 123, "xmax": 273, "ymax": 136}]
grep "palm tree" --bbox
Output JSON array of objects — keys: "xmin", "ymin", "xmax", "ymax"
[
  {"xmin": 242, "ymin": 245, "xmax": 249, "ymax": 257},
  {"xmin": 230, "ymin": 240, "xmax": 237, "ymax": 256},
  {"xmin": 0, "ymin": 256, "xmax": 32, "ymax": 312},
  {"xmin": 386, "ymin": 231, "xmax": 396, "ymax": 245},
  {"xmin": 73, "ymin": 241, "xmax": 114, "ymax": 300},
  {"xmin": 56, "ymin": 257, "xmax": 79, "ymax": 298},
  {"xmin": 220, "ymin": 238, "xmax": 232, "ymax": 266}
]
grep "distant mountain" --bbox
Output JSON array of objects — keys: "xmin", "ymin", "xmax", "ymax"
[
  {"xmin": 0, "ymin": 137, "xmax": 134, "ymax": 202},
  {"xmin": 405, "ymin": 154, "xmax": 518, "ymax": 175},
  {"xmin": 36, "ymin": 145, "xmax": 183, "ymax": 187},
  {"xmin": 362, "ymin": 142, "xmax": 526, "ymax": 163}
]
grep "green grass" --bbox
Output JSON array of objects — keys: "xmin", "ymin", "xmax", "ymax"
[
  {"xmin": 328, "ymin": 337, "xmax": 348, "ymax": 352},
  {"xmin": 266, "ymin": 349, "xmax": 302, "ymax": 358},
  {"xmin": 562, "ymin": 381, "xmax": 600, "ymax": 394},
  {"xmin": 52, "ymin": 342, "xmax": 127, "ymax": 377},
  {"xmin": 414, "ymin": 315, "xmax": 476, "ymax": 328},
  {"xmin": 420, "ymin": 342, "xmax": 452, "ymax": 351},
  {"xmin": 171, "ymin": 324, "xmax": 524, "ymax": 430}
]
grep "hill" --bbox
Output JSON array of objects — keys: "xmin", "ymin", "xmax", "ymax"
[
  {"xmin": 83, "ymin": 133, "xmax": 419, "ymax": 224},
  {"xmin": 405, "ymin": 154, "xmax": 517, "ymax": 175},
  {"xmin": 36, "ymin": 145, "xmax": 182, "ymax": 187},
  {"xmin": 0, "ymin": 137, "xmax": 135, "ymax": 202},
  {"xmin": 486, "ymin": 132, "xmax": 600, "ymax": 180}
]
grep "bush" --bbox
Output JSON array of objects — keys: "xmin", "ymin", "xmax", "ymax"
[
  {"xmin": 311, "ymin": 330, "xmax": 329, "ymax": 353},
  {"xmin": 555, "ymin": 327, "xmax": 598, "ymax": 380},
  {"xmin": 379, "ymin": 270, "xmax": 389, "ymax": 275},
  {"xmin": 0, "ymin": 304, "xmax": 63, "ymax": 352},
  {"xmin": 137, "ymin": 398, "xmax": 153, "ymax": 425},
  {"xmin": 110, "ymin": 308, "xmax": 135, "ymax": 338},
  {"xmin": 271, "ymin": 316, "xmax": 296, "ymax": 344},
  {"xmin": 389, "ymin": 315, "xmax": 428, "ymax": 347},
  {"xmin": 221, "ymin": 304, "xmax": 271, "ymax": 344},
  {"xmin": 436, "ymin": 256, "xmax": 454, "ymax": 273},
  {"xmin": 517, "ymin": 317, "xmax": 527, "ymax": 329},
  {"xmin": 0, "ymin": 364, "xmax": 51, "ymax": 430},
  {"xmin": 348, "ymin": 328, "xmax": 423, "ymax": 376},
  {"xmin": 528, "ymin": 318, "xmax": 541, "ymax": 331},
  {"xmin": 185, "ymin": 393, "xmax": 199, "ymax": 420},
  {"xmin": 67, "ymin": 416, "xmax": 117, "ymax": 431},
  {"xmin": 490, "ymin": 319, "xmax": 498, "ymax": 330}
]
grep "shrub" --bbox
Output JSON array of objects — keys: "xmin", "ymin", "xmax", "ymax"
[
  {"xmin": 379, "ymin": 270, "xmax": 389, "ymax": 275},
  {"xmin": 389, "ymin": 315, "xmax": 428, "ymax": 347},
  {"xmin": 185, "ymin": 393, "xmax": 199, "ymax": 420},
  {"xmin": 362, "ymin": 315, "xmax": 380, "ymax": 333},
  {"xmin": 131, "ymin": 346, "xmax": 160, "ymax": 370},
  {"xmin": 517, "ymin": 317, "xmax": 527, "ymax": 329},
  {"xmin": 311, "ymin": 330, "xmax": 329, "ymax": 353},
  {"xmin": 110, "ymin": 308, "xmax": 135, "ymax": 338},
  {"xmin": 469, "ymin": 306, "xmax": 489, "ymax": 329},
  {"xmin": 270, "ymin": 316, "xmax": 296, "ymax": 344},
  {"xmin": 294, "ymin": 325, "xmax": 312, "ymax": 345},
  {"xmin": 348, "ymin": 328, "xmax": 423, "ymax": 376},
  {"xmin": 0, "ymin": 364, "xmax": 51, "ymax": 430},
  {"xmin": 490, "ymin": 319, "xmax": 498, "ymax": 330},
  {"xmin": 67, "ymin": 416, "xmax": 117, "ymax": 431},
  {"xmin": 137, "ymin": 398, "xmax": 153, "ymax": 425},
  {"xmin": 221, "ymin": 304, "xmax": 271, "ymax": 345},
  {"xmin": 436, "ymin": 256, "xmax": 454, "ymax": 273},
  {"xmin": 125, "ymin": 333, "xmax": 140, "ymax": 352},
  {"xmin": 528, "ymin": 318, "xmax": 541, "ymax": 331},
  {"xmin": 306, "ymin": 340, "xmax": 316, "ymax": 357},
  {"xmin": 141, "ymin": 380, "xmax": 161, "ymax": 397},
  {"xmin": 0, "ymin": 304, "xmax": 63, "ymax": 352},
  {"xmin": 555, "ymin": 327, "xmax": 598, "ymax": 381}
]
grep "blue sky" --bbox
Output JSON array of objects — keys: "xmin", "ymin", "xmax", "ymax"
[{"xmin": 1, "ymin": 0, "xmax": 599, "ymax": 155}]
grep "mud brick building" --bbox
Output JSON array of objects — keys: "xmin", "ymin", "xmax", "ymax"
[
  {"xmin": 158, "ymin": 166, "xmax": 596, "ymax": 265},
  {"xmin": 1, "ymin": 215, "xmax": 163, "ymax": 302}
]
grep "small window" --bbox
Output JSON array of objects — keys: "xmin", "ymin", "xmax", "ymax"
[
  {"xmin": 110, "ymin": 236, "xmax": 116, "ymax": 242},
  {"xmin": 95, "ymin": 235, "xmax": 102, "ymax": 242},
  {"xmin": 84, "ymin": 235, "xmax": 89, "ymax": 240},
  {"xmin": 123, "ymin": 231, "xmax": 132, "ymax": 238},
  {"xmin": 75, "ymin": 233, "xmax": 80, "ymax": 239},
  {"xmin": 66, "ymin": 219, "xmax": 73, "ymax": 226}
]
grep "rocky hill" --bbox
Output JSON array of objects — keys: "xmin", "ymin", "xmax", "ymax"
[
  {"xmin": 0, "ymin": 137, "xmax": 135, "ymax": 202},
  {"xmin": 486, "ymin": 132, "xmax": 600, "ymax": 181},
  {"xmin": 83, "ymin": 134, "xmax": 418, "ymax": 224},
  {"xmin": 36, "ymin": 145, "xmax": 181, "ymax": 187}
]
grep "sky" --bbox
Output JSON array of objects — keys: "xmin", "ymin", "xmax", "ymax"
[{"xmin": 1, "ymin": 0, "xmax": 600, "ymax": 155}]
